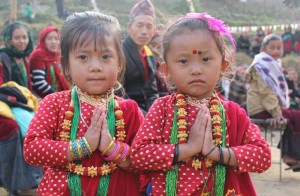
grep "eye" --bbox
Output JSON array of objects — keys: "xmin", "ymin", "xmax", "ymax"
[
  {"xmin": 203, "ymin": 58, "xmax": 210, "ymax": 62},
  {"xmin": 79, "ymin": 55, "xmax": 87, "ymax": 60},
  {"xmin": 178, "ymin": 59, "xmax": 188, "ymax": 64},
  {"xmin": 102, "ymin": 55, "xmax": 111, "ymax": 60}
]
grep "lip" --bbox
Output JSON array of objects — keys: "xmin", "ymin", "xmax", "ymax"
[
  {"xmin": 88, "ymin": 78, "xmax": 104, "ymax": 80},
  {"xmin": 189, "ymin": 79, "xmax": 205, "ymax": 84},
  {"xmin": 87, "ymin": 77, "xmax": 105, "ymax": 82},
  {"xmin": 49, "ymin": 47, "xmax": 58, "ymax": 51},
  {"xmin": 138, "ymin": 37, "xmax": 148, "ymax": 42},
  {"xmin": 16, "ymin": 45, "xmax": 26, "ymax": 49}
]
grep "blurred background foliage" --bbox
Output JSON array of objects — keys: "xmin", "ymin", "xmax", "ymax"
[{"xmin": 0, "ymin": 0, "xmax": 299, "ymax": 72}]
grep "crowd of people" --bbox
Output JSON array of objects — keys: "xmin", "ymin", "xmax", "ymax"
[
  {"xmin": 0, "ymin": 0, "xmax": 299, "ymax": 195},
  {"xmin": 236, "ymin": 25, "xmax": 300, "ymax": 57}
]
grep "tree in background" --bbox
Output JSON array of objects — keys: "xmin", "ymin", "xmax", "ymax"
[
  {"xmin": 283, "ymin": 0, "xmax": 300, "ymax": 7},
  {"xmin": 55, "ymin": 0, "xmax": 64, "ymax": 18}
]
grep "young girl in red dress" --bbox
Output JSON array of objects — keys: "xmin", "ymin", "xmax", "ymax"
[
  {"xmin": 24, "ymin": 11, "xmax": 144, "ymax": 196},
  {"xmin": 131, "ymin": 13, "xmax": 271, "ymax": 196}
]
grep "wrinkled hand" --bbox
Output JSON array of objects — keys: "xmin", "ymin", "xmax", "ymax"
[
  {"xmin": 187, "ymin": 105, "xmax": 210, "ymax": 156},
  {"xmin": 269, "ymin": 114, "xmax": 285, "ymax": 128},
  {"xmin": 98, "ymin": 114, "xmax": 113, "ymax": 152},
  {"xmin": 83, "ymin": 107, "xmax": 103, "ymax": 152}
]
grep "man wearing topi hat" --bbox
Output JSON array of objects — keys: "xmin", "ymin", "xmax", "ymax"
[{"xmin": 123, "ymin": 0, "xmax": 159, "ymax": 115}]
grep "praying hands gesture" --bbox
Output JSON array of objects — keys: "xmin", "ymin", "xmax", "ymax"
[
  {"xmin": 66, "ymin": 107, "xmax": 104, "ymax": 162},
  {"xmin": 97, "ymin": 109, "xmax": 131, "ymax": 168},
  {"xmin": 97, "ymin": 114, "xmax": 114, "ymax": 153},
  {"xmin": 178, "ymin": 105, "xmax": 212, "ymax": 161},
  {"xmin": 83, "ymin": 107, "xmax": 104, "ymax": 152}
]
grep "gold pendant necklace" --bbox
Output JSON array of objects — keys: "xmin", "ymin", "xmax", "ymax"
[
  {"xmin": 186, "ymin": 95, "xmax": 211, "ymax": 108},
  {"xmin": 76, "ymin": 87, "xmax": 113, "ymax": 108}
]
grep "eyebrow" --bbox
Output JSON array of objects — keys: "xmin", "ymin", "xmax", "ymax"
[
  {"xmin": 75, "ymin": 48, "xmax": 113, "ymax": 53},
  {"xmin": 197, "ymin": 50, "xmax": 210, "ymax": 55}
]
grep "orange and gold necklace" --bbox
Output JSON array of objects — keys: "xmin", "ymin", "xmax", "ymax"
[
  {"xmin": 60, "ymin": 87, "xmax": 126, "ymax": 196},
  {"xmin": 166, "ymin": 92, "xmax": 227, "ymax": 196}
]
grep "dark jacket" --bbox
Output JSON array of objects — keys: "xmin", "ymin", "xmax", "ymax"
[{"xmin": 123, "ymin": 36, "xmax": 159, "ymax": 115}]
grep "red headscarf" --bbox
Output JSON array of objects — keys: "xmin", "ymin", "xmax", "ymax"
[{"xmin": 29, "ymin": 26, "xmax": 69, "ymax": 96}]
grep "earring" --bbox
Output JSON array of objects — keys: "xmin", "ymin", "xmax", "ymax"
[{"xmin": 166, "ymin": 74, "xmax": 172, "ymax": 82}]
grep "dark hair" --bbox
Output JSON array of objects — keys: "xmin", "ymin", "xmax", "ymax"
[
  {"xmin": 60, "ymin": 11, "xmax": 126, "ymax": 86},
  {"xmin": 162, "ymin": 18, "xmax": 228, "ymax": 63},
  {"xmin": 261, "ymin": 34, "xmax": 282, "ymax": 49}
]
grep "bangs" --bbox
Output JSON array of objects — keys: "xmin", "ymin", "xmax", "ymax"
[{"xmin": 68, "ymin": 23, "xmax": 112, "ymax": 52}]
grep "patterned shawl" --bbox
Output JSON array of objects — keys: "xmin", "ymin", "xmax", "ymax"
[{"xmin": 251, "ymin": 52, "xmax": 289, "ymax": 108}]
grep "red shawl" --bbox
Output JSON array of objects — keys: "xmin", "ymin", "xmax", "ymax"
[
  {"xmin": 29, "ymin": 26, "xmax": 69, "ymax": 96},
  {"xmin": 0, "ymin": 116, "xmax": 19, "ymax": 141}
]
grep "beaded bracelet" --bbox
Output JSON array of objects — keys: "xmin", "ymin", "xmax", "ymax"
[
  {"xmin": 77, "ymin": 139, "xmax": 83, "ymax": 159},
  {"xmin": 104, "ymin": 141, "xmax": 120, "ymax": 161},
  {"xmin": 72, "ymin": 139, "xmax": 80, "ymax": 160},
  {"xmin": 101, "ymin": 138, "xmax": 115, "ymax": 156},
  {"xmin": 69, "ymin": 141, "xmax": 75, "ymax": 160},
  {"xmin": 82, "ymin": 137, "xmax": 93, "ymax": 155},
  {"xmin": 80, "ymin": 138, "xmax": 91, "ymax": 158}
]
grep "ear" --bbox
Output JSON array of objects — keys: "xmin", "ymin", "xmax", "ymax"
[
  {"xmin": 161, "ymin": 62, "xmax": 169, "ymax": 75},
  {"xmin": 221, "ymin": 59, "xmax": 229, "ymax": 72},
  {"xmin": 127, "ymin": 23, "xmax": 131, "ymax": 32}
]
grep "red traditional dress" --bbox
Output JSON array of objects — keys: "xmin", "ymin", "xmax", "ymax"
[
  {"xmin": 131, "ymin": 94, "xmax": 271, "ymax": 196},
  {"xmin": 24, "ymin": 90, "xmax": 144, "ymax": 195}
]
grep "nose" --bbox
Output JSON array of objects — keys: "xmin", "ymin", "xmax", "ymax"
[
  {"xmin": 89, "ymin": 58, "xmax": 102, "ymax": 72},
  {"xmin": 190, "ymin": 63, "xmax": 202, "ymax": 75},
  {"xmin": 20, "ymin": 38, "xmax": 26, "ymax": 44},
  {"xmin": 274, "ymin": 49, "xmax": 282, "ymax": 57},
  {"xmin": 141, "ymin": 26, "xmax": 148, "ymax": 34}
]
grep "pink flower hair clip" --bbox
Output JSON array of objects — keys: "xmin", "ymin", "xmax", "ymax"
[{"xmin": 185, "ymin": 13, "xmax": 236, "ymax": 60}]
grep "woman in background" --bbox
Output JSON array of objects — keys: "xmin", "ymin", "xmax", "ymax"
[{"xmin": 29, "ymin": 25, "xmax": 70, "ymax": 98}]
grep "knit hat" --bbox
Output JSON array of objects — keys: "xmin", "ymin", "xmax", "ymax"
[{"xmin": 129, "ymin": 0, "xmax": 156, "ymax": 22}]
